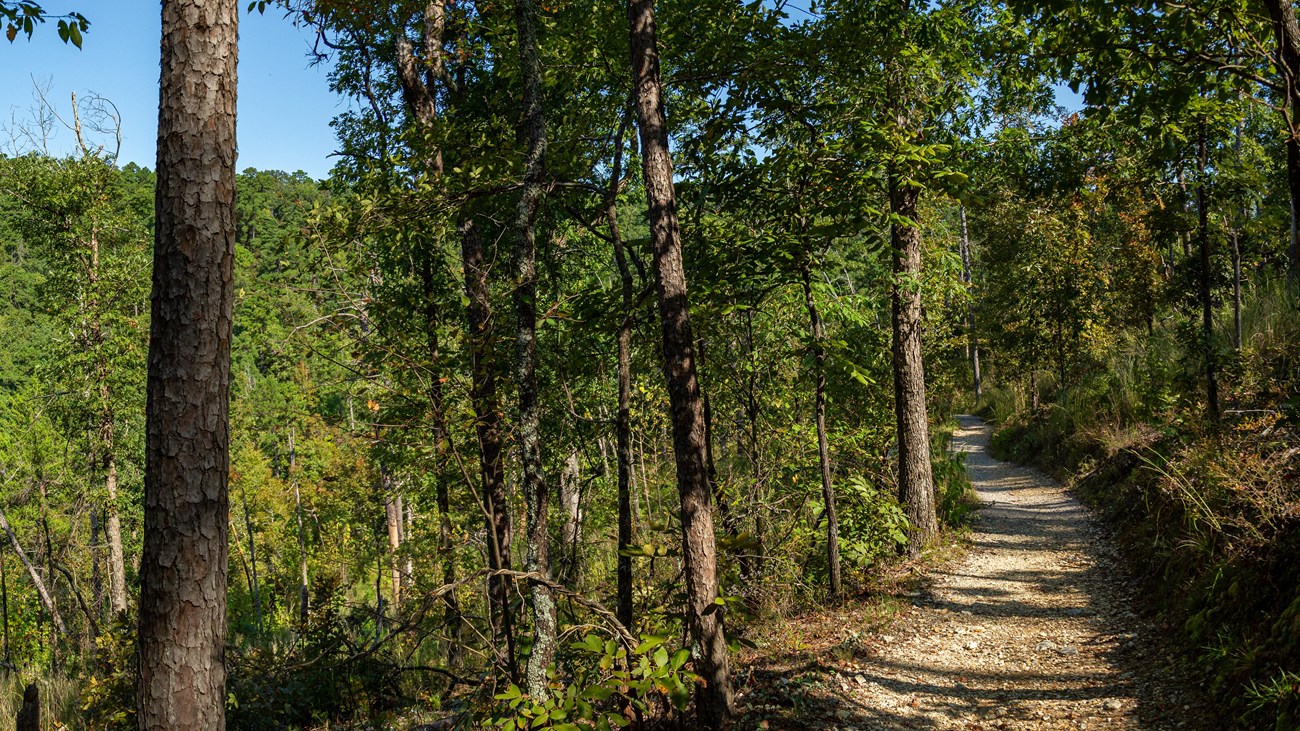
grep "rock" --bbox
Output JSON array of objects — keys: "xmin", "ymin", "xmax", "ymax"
[
  {"xmin": 1035, "ymin": 640, "xmax": 1059, "ymax": 651},
  {"xmin": 966, "ymin": 641, "xmax": 980, "ymax": 651},
  {"xmin": 1103, "ymin": 699, "xmax": 1123, "ymax": 712},
  {"xmin": 854, "ymin": 674, "xmax": 867, "ymax": 685},
  {"xmin": 1056, "ymin": 645, "xmax": 1078, "ymax": 656}
]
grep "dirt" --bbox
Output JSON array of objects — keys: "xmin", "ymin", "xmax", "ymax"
[{"xmin": 735, "ymin": 415, "xmax": 1214, "ymax": 731}]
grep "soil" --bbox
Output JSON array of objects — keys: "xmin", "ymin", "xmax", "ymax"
[{"xmin": 734, "ymin": 415, "xmax": 1214, "ymax": 731}]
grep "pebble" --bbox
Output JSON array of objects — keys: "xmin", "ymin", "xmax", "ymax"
[{"xmin": 1103, "ymin": 699, "xmax": 1123, "ymax": 711}]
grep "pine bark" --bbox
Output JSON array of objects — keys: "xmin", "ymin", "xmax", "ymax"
[
  {"xmin": 889, "ymin": 173, "xmax": 938, "ymax": 558},
  {"xmin": 802, "ymin": 263, "xmax": 840, "ymax": 598},
  {"xmin": 628, "ymin": 0, "xmax": 734, "ymax": 724},
  {"xmin": 512, "ymin": 0, "xmax": 557, "ymax": 698},
  {"xmin": 138, "ymin": 2, "xmax": 237, "ymax": 728},
  {"xmin": 461, "ymin": 217, "xmax": 518, "ymax": 679}
]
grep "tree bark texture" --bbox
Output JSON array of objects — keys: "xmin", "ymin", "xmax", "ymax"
[
  {"xmin": 889, "ymin": 173, "xmax": 938, "ymax": 558},
  {"xmin": 628, "ymin": 0, "xmax": 734, "ymax": 724},
  {"xmin": 802, "ymin": 264, "xmax": 840, "ymax": 598},
  {"xmin": 138, "ymin": 2, "xmax": 237, "ymax": 729},
  {"xmin": 512, "ymin": 0, "xmax": 557, "ymax": 698},
  {"xmin": 461, "ymin": 217, "xmax": 518, "ymax": 679}
]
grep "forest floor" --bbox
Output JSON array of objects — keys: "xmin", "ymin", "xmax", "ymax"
[{"xmin": 733, "ymin": 415, "xmax": 1215, "ymax": 731}]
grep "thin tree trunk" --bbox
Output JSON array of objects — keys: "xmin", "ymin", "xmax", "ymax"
[
  {"xmin": 138, "ymin": 1, "xmax": 237, "ymax": 727},
  {"xmin": 1197, "ymin": 126, "xmax": 1220, "ymax": 422},
  {"xmin": 290, "ymin": 428, "xmax": 309, "ymax": 625},
  {"xmin": 559, "ymin": 452, "xmax": 582, "ymax": 585},
  {"xmin": 1232, "ymin": 228, "xmax": 1243, "ymax": 350},
  {"xmin": 0, "ymin": 506, "xmax": 65, "ymax": 634},
  {"xmin": 512, "ymin": 0, "xmax": 556, "ymax": 698},
  {"xmin": 422, "ymin": 262, "xmax": 463, "ymax": 666},
  {"xmin": 240, "ymin": 483, "xmax": 262, "ymax": 632},
  {"xmin": 385, "ymin": 491, "xmax": 404, "ymax": 606},
  {"xmin": 802, "ymin": 263, "xmax": 840, "ymax": 598},
  {"xmin": 889, "ymin": 172, "xmax": 938, "ymax": 558},
  {"xmin": 959, "ymin": 206, "xmax": 982, "ymax": 400},
  {"xmin": 99, "ymin": 393, "xmax": 129, "ymax": 618},
  {"xmin": 606, "ymin": 110, "xmax": 637, "ymax": 630},
  {"xmin": 461, "ymin": 217, "xmax": 518, "ymax": 680},
  {"xmin": 628, "ymin": 0, "xmax": 733, "ymax": 723}
]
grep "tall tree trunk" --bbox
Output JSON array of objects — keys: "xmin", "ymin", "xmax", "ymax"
[
  {"xmin": 608, "ymin": 123, "xmax": 637, "ymax": 630},
  {"xmin": 138, "ymin": 2, "xmax": 237, "ymax": 728},
  {"xmin": 889, "ymin": 173, "xmax": 938, "ymax": 558},
  {"xmin": 422, "ymin": 261, "xmax": 463, "ymax": 666},
  {"xmin": 1232, "ymin": 228, "xmax": 1243, "ymax": 351},
  {"xmin": 385, "ymin": 490, "xmax": 404, "ymax": 606},
  {"xmin": 627, "ymin": 1, "xmax": 734, "ymax": 724},
  {"xmin": 0, "ymin": 506, "xmax": 65, "ymax": 634},
  {"xmin": 461, "ymin": 217, "xmax": 518, "ymax": 680},
  {"xmin": 240, "ymin": 483, "xmax": 262, "ymax": 632},
  {"xmin": 89, "ymin": 225, "xmax": 129, "ymax": 617},
  {"xmin": 1197, "ymin": 126, "xmax": 1220, "ymax": 422},
  {"xmin": 802, "ymin": 263, "xmax": 840, "ymax": 598},
  {"xmin": 559, "ymin": 452, "xmax": 582, "ymax": 585},
  {"xmin": 512, "ymin": 0, "xmax": 556, "ymax": 698},
  {"xmin": 290, "ymin": 428, "xmax": 309, "ymax": 625},
  {"xmin": 958, "ymin": 206, "xmax": 982, "ymax": 401}
]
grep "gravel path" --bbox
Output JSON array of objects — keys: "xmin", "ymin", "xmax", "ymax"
[{"xmin": 827, "ymin": 415, "xmax": 1211, "ymax": 731}]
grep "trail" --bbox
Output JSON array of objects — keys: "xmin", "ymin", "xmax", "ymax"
[{"xmin": 739, "ymin": 415, "xmax": 1213, "ymax": 730}]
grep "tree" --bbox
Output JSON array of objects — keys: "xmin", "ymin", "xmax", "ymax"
[
  {"xmin": 137, "ymin": 1, "xmax": 238, "ymax": 728},
  {"xmin": 627, "ymin": 0, "xmax": 733, "ymax": 724}
]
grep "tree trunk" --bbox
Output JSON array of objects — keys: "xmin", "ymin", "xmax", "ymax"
[
  {"xmin": 512, "ymin": 0, "xmax": 556, "ymax": 698},
  {"xmin": 627, "ymin": 1, "xmax": 733, "ymax": 724},
  {"xmin": 240, "ymin": 483, "xmax": 262, "ymax": 632},
  {"xmin": 889, "ymin": 172, "xmax": 938, "ymax": 558},
  {"xmin": 802, "ymin": 263, "xmax": 840, "ymax": 598},
  {"xmin": 1232, "ymin": 228, "xmax": 1243, "ymax": 351},
  {"xmin": 0, "ymin": 506, "xmax": 66, "ymax": 634},
  {"xmin": 461, "ymin": 216, "xmax": 518, "ymax": 680},
  {"xmin": 609, "ymin": 127, "xmax": 637, "ymax": 631},
  {"xmin": 138, "ymin": 2, "xmax": 237, "ymax": 728},
  {"xmin": 385, "ymin": 491, "xmax": 404, "ymax": 606},
  {"xmin": 559, "ymin": 452, "xmax": 582, "ymax": 585},
  {"xmin": 1197, "ymin": 126, "xmax": 1220, "ymax": 422},
  {"xmin": 958, "ymin": 206, "xmax": 982, "ymax": 401},
  {"xmin": 422, "ymin": 261, "xmax": 463, "ymax": 666},
  {"xmin": 290, "ymin": 428, "xmax": 309, "ymax": 625}
]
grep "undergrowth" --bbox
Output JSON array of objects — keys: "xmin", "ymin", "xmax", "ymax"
[{"xmin": 987, "ymin": 278, "xmax": 1300, "ymax": 729}]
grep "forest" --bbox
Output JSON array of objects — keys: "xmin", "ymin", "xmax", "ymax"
[{"xmin": 0, "ymin": 0, "xmax": 1298, "ymax": 729}]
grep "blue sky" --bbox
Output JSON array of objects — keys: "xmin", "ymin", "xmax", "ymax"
[{"xmin": 1, "ymin": 2, "xmax": 347, "ymax": 179}]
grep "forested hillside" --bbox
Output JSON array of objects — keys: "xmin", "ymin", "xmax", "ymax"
[{"xmin": 0, "ymin": 0, "xmax": 1297, "ymax": 729}]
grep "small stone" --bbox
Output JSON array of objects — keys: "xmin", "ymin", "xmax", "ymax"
[
  {"xmin": 1103, "ymin": 699, "xmax": 1123, "ymax": 712},
  {"xmin": 966, "ymin": 641, "xmax": 980, "ymax": 651},
  {"xmin": 854, "ymin": 674, "xmax": 867, "ymax": 685},
  {"xmin": 1057, "ymin": 646, "xmax": 1078, "ymax": 656},
  {"xmin": 1035, "ymin": 640, "xmax": 1058, "ymax": 651}
]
